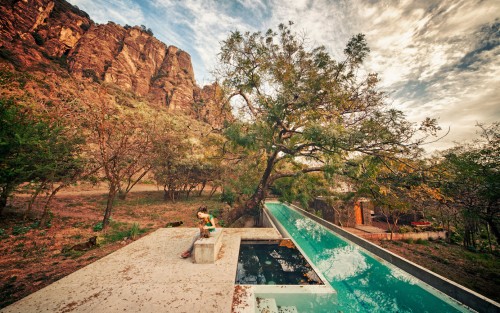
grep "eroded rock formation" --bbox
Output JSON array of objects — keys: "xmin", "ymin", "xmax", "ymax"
[{"xmin": 0, "ymin": 0, "xmax": 229, "ymax": 122}]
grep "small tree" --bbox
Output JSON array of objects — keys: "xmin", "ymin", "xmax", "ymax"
[
  {"xmin": 83, "ymin": 92, "xmax": 154, "ymax": 229},
  {"xmin": 440, "ymin": 123, "xmax": 499, "ymax": 249},
  {"xmin": 348, "ymin": 156, "xmax": 426, "ymax": 240},
  {"xmin": 0, "ymin": 98, "xmax": 84, "ymax": 222}
]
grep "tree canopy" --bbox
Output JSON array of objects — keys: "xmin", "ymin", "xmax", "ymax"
[{"xmin": 216, "ymin": 22, "xmax": 439, "ymax": 216}]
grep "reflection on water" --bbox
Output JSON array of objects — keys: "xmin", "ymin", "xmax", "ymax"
[
  {"xmin": 390, "ymin": 266, "xmax": 419, "ymax": 285},
  {"xmin": 266, "ymin": 202, "xmax": 473, "ymax": 313},
  {"xmin": 317, "ymin": 246, "xmax": 371, "ymax": 281}
]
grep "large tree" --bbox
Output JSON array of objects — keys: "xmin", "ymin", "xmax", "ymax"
[{"xmin": 217, "ymin": 22, "xmax": 438, "ymax": 216}]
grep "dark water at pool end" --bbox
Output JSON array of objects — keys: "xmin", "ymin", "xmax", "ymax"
[{"xmin": 235, "ymin": 239, "xmax": 323, "ymax": 285}]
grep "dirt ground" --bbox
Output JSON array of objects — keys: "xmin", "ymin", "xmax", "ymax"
[
  {"xmin": 0, "ymin": 185, "xmax": 499, "ymax": 309},
  {"xmin": 0, "ymin": 183, "xmax": 224, "ymax": 309},
  {"xmin": 373, "ymin": 238, "xmax": 500, "ymax": 303}
]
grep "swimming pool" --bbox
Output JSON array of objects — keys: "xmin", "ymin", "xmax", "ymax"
[{"xmin": 265, "ymin": 202, "xmax": 474, "ymax": 313}]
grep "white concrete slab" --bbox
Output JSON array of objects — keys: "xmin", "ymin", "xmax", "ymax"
[{"xmin": 2, "ymin": 228, "xmax": 282, "ymax": 313}]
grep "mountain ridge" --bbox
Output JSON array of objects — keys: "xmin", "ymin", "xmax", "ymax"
[{"xmin": 0, "ymin": 0, "xmax": 228, "ymax": 126}]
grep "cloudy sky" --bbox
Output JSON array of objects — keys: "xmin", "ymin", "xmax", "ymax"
[{"xmin": 69, "ymin": 0, "xmax": 500, "ymax": 152}]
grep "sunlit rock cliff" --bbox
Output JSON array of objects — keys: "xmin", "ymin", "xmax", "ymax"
[{"xmin": 0, "ymin": 0, "xmax": 229, "ymax": 126}]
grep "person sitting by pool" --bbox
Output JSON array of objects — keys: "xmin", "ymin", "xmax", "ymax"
[{"xmin": 180, "ymin": 206, "xmax": 216, "ymax": 258}]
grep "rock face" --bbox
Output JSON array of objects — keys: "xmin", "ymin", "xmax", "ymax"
[
  {"xmin": 0, "ymin": 0, "xmax": 91, "ymax": 66},
  {"xmin": 0, "ymin": 0, "xmax": 228, "ymax": 121}
]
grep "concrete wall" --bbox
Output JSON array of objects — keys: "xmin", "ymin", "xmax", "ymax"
[
  {"xmin": 359, "ymin": 231, "xmax": 447, "ymax": 241},
  {"xmin": 271, "ymin": 202, "xmax": 500, "ymax": 313},
  {"xmin": 312, "ymin": 197, "xmax": 373, "ymax": 227}
]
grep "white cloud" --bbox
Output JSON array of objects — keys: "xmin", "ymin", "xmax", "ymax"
[{"xmin": 71, "ymin": 0, "xmax": 145, "ymax": 26}]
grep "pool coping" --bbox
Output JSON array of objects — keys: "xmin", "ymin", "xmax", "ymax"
[
  {"xmin": 232, "ymin": 284, "xmax": 336, "ymax": 313},
  {"xmin": 268, "ymin": 200, "xmax": 500, "ymax": 313},
  {"xmin": 262, "ymin": 205, "xmax": 332, "ymax": 289},
  {"xmin": 231, "ymin": 208, "xmax": 337, "ymax": 313}
]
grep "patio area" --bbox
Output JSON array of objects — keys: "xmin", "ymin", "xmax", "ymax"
[{"xmin": 2, "ymin": 227, "xmax": 282, "ymax": 313}]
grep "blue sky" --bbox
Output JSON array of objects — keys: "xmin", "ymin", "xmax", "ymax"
[{"xmin": 69, "ymin": 0, "xmax": 500, "ymax": 152}]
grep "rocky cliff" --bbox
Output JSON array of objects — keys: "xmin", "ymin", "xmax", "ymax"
[{"xmin": 0, "ymin": 0, "xmax": 228, "ymax": 125}]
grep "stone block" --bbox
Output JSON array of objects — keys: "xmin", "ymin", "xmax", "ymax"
[{"xmin": 193, "ymin": 229, "xmax": 223, "ymax": 264}]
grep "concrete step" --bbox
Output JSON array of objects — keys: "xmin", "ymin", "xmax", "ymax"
[
  {"xmin": 278, "ymin": 306, "xmax": 298, "ymax": 313},
  {"xmin": 256, "ymin": 297, "xmax": 279, "ymax": 313}
]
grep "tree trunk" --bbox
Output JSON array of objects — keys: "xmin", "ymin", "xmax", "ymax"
[
  {"xmin": 118, "ymin": 189, "xmax": 127, "ymax": 200},
  {"xmin": 487, "ymin": 219, "xmax": 500, "ymax": 245},
  {"xmin": 198, "ymin": 181, "xmax": 207, "ymax": 197},
  {"xmin": 186, "ymin": 184, "xmax": 196, "ymax": 199},
  {"xmin": 163, "ymin": 185, "xmax": 169, "ymax": 200},
  {"xmin": 102, "ymin": 183, "xmax": 118, "ymax": 230},
  {"xmin": 244, "ymin": 152, "xmax": 278, "ymax": 216},
  {"xmin": 40, "ymin": 183, "xmax": 66, "ymax": 227},
  {"xmin": 25, "ymin": 183, "xmax": 45, "ymax": 219},
  {"xmin": 383, "ymin": 214, "xmax": 392, "ymax": 240},
  {"xmin": 118, "ymin": 167, "xmax": 151, "ymax": 200},
  {"xmin": 0, "ymin": 186, "xmax": 12, "ymax": 216},
  {"xmin": 486, "ymin": 223, "xmax": 493, "ymax": 253},
  {"xmin": 209, "ymin": 186, "xmax": 218, "ymax": 199}
]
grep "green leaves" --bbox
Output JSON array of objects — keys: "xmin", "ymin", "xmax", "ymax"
[
  {"xmin": 0, "ymin": 98, "xmax": 84, "ymax": 212},
  {"xmin": 344, "ymin": 33, "xmax": 370, "ymax": 65},
  {"xmin": 216, "ymin": 22, "xmax": 438, "ymax": 214}
]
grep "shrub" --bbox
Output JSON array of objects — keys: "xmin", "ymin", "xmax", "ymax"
[
  {"xmin": 82, "ymin": 69, "xmax": 99, "ymax": 82},
  {"xmin": 0, "ymin": 48, "xmax": 22, "ymax": 68},
  {"xmin": 218, "ymin": 219, "xmax": 226, "ymax": 227},
  {"xmin": 398, "ymin": 225, "xmax": 413, "ymax": 234},
  {"xmin": 93, "ymin": 222, "xmax": 103, "ymax": 232},
  {"xmin": 415, "ymin": 238, "xmax": 429, "ymax": 245},
  {"xmin": 80, "ymin": 23, "xmax": 90, "ymax": 31},
  {"xmin": 128, "ymin": 222, "xmax": 140, "ymax": 240},
  {"xmin": 449, "ymin": 230, "xmax": 462, "ymax": 244},
  {"xmin": 12, "ymin": 225, "xmax": 31, "ymax": 236},
  {"xmin": 209, "ymin": 208, "xmax": 221, "ymax": 218},
  {"xmin": 220, "ymin": 188, "xmax": 235, "ymax": 205}
]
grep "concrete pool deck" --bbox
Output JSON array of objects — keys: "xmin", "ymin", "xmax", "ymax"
[{"xmin": 2, "ymin": 227, "xmax": 282, "ymax": 313}]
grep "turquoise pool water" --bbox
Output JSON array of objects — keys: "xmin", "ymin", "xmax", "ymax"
[{"xmin": 266, "ymin": 202, "xmax": 474, "ymax": 313}]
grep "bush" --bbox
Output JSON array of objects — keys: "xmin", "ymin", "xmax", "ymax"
[
  {"xmin": 218, "ymin": 219, "xmax": 226, "ymax": 227},
  {"xmin": 415, "ymin": 238, "xmax": 429, "ymax": 245},
  {"xmin": 80, "ymin": 23, "xmax": 90, "ymax": 31},
  {"xmin": 82, "ymin": 68, "xmax": 99, "ymax": 82},
  {"xmin": 93, "ymin": 222, "xmax": 103, "ymax": 232},
  {"xmin": 209, "ymin": 208, "xmax": 221, "ymax": 218},
  {"xmin": 220, "ymin": 188, "xmax": 235, "ymax": 206},
  {"xmin": 398, "ymin": 225, "xmax": 413, "ymax": 234},
  {"xmin": 128, "ymin": 222, "xmax": 140, "ymax": 240},
  {"xmin": 449, "ymin": 230, "xmax": 462, "ymax": 245},
  {"xmin": 0, "ymin": 48, "xmax": 22, "ymax": 68},
  {"xmin": 12, "ymin": 225, "xmax": 31, "ymax": 236}
]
